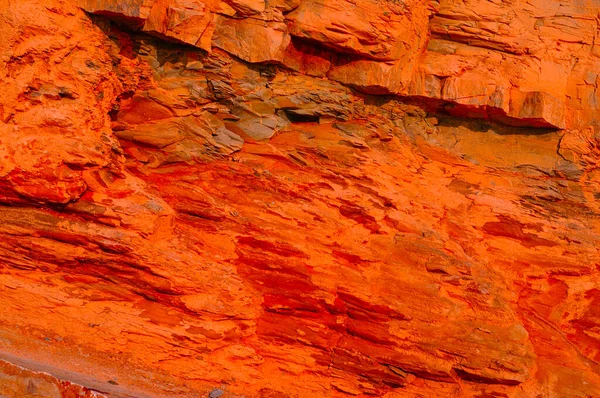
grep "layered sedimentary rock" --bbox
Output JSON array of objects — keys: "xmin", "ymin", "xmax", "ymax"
[{"xmin": 2, "ymin": 0, "xmax": 600, "ymax": 397}]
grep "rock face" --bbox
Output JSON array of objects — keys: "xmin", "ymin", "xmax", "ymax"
[
  {"xmin": 0, "ymin": 357, "xmax": 106, "ymax": 398},
  {"xmin": 1, "ymin": 0, "xmax": 600, "ymax": 397}
]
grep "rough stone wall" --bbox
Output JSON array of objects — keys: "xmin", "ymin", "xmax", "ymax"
[{"xmin": 1, "ymin": 0, "xmax": 600, "ymax": 397}]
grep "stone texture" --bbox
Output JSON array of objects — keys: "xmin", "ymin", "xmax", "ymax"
[
  {"xmin": 286, "ymin": 0, "xmax": 430, "ymax": 61},
  {"xmin": 76, "ymin": 0, "xmax": 157, "ymax": 20},
  {"xmin": 2, "ymin": 0, "xmax": 600, "ymax": 398},
  {"xmin": 223, "ymin": 0, "xmax": 266, "ymax": 15},
  {"xmin": 0, "ymin": 358, "xmax": 103, "ymax": 398},
  {"xmin": 143, "ymin": 0, "xmax": 215, "ymax": 50},
  {"xmin": 212, "ymin": 16, "xmax": 291, "ymax": 63}
]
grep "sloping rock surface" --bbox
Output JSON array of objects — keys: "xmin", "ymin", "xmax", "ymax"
[{"xmin": 2, "ymin": 0, "xmax": 600, "ymax": 397}]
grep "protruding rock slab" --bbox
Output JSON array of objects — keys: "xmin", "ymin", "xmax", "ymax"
[
  {"xmin": 143, "ymin": 0, "xmax": 215, "ymax": 50},
  {"xmin": 286, "ymin": 0, "xmax": 430, "ymax": 61},
  {"xmin": 212, "ymin": 16, "xmax": 290, "ymax": 63},
  {"xmin": 75, "ymin": 0, "xmax": 156, "ymax": 20}
]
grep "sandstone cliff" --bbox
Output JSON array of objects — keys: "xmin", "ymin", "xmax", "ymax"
[{"xmin": 1, "ymin": 0, "xmax": 600, "ymax": 397}]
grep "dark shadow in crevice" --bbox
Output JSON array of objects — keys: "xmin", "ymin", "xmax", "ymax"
[
  {"xmin": 434, "ymin": 116, "xmax": 559, "ymax": 136},
  {"xmin": 363, "ymin": 94, "xmax": 560, "ymax": 135},
  {"xmin": 282, "ymin": 109, "xmax": 320, "ymax": 123},
  {"xmin": 86, "ymin": 12, "xmax": 206, "ymax": 62},
  {"xmin": 84, "ymin": 9, "xmax": 561, "ymax": 137}
]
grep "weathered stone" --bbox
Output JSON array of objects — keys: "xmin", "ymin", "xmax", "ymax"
[
  {"xmin": 76, "ymin": 0, "xmax": 156, "ymax": 20},
  {"xmin": 286, "ymin": 0, "xmax": 430, "ymax": 61},
  {"xmin": 3, "ymin": 1, "xmax": 600, "ymax": 398},
  {"xmin": 212, "ymin": 15, "xmax": 290, "ymax": 63},
  {"xmin": 223, "ymin": 0, "xmax": 265, "ymax": 15},
  {"xmin": 143, "ymin": 0, "xmax": 215, "ymax": 50}
]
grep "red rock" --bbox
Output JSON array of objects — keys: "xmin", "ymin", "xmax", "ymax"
[
  {"xmin": 286, "ymin": 0, "xmax": 430, "ymax": 62},
  {"xmin": 212, "ymin": 15, "xmax": 290, "ymax": 63},
  {"xmin": 143, "ymin": 0, "xmax": 215, "ymax": 50},
  {"xmin": 282, "ymin": 38, "xmax": 333, "ymax": 77},
  {"xmin": 328, "ymin": 58, "xmax": 416, "ymax": 95},
  {"xmin": 76, "ymin": 0, "xmax": 156, "ymax": 21},
  {"xmin": 0, "ymin": 358, "xmax": 103, "ymax": 398},
  {"xmin": 223, "ymin": 0, "xmax": 266, "ymax": 15},
  {"xmin": 2, "ymin": 0, "xmax": 600, "ymax": 397}
]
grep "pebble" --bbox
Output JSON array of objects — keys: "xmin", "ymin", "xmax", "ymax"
[{"xmin": 209, "ymin": 388, "xmax": 224, "ymax": 398}]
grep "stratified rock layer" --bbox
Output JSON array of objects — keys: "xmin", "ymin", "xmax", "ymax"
[{"xmin": 1, "ymin": 0, "xmax": 600, "ymax": 397}]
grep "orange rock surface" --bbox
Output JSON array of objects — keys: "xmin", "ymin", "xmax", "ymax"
[{"xmin": 1, "ymin": 0, "xmax": 600, "ymax": 397}]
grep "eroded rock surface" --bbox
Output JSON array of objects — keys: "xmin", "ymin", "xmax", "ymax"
[{"xmin": 1, "ymin": 0, "xmax": 600, "ymax": 397}]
